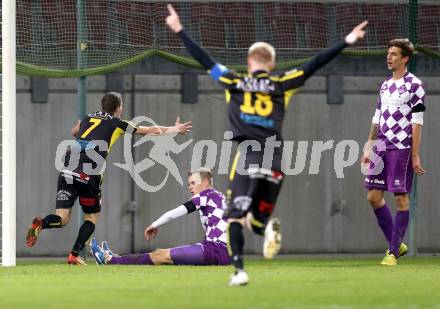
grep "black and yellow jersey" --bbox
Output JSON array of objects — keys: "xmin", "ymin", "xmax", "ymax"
[
  {"xmin": 177, "ymin": 29, "xmax": 348, "ymax": 171},
  {"xmin": 66, "ymin": 111, "xmax": 137, "ymax": 172},
  {"xmin": 217, "ymin": 69, "xmax": 305, "ymax": 144}
]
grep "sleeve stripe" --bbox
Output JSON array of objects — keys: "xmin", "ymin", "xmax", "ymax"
[
  {"xmin": 270, "ymin": 70, "xmax": 304, "ymax": 82},
  {"xmin": 284, "ymin": 89, "xmax": 299, "ymax": 108},
  {"xmin": 280, "ymin": 70, "xmax": 304, "ymax": 82}
]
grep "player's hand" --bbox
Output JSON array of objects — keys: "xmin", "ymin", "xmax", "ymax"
[
  {"xmin": 412, "ymin": 153, "xmax": 426, "ymax": 176},
  {"xmin": 166, "ymin": 4, "xmax": 183, "ymax": 33},
  {"xmin": 345, "ymin": 20, "xmax": 368, "ymax": 45},
  {"xmin": 360, "ymin": 152, "xmax": 370, "ymax": 164},
  {"xmin": 174, "ymin": 116, "xmax": 192, "ymax": 134},
  {"xmin": 71, "ymin": 119, "xmax": 81, "ymax": 138},
  {"xmin": 144, "ymin": 225, "xmax": 158, "ymax": 241}
]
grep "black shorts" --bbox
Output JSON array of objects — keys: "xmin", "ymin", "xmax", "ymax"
[
  {"xmin": 226, "ymin": 168, "xmax": 284, "ymax": 234},
  {"xmin": 56, "ymin": 170, "xmax": 102, "ymax": 214}
]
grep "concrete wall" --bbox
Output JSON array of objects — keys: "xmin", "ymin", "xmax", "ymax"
[{"xmin": 15, "ymin": 73, "xmax": 440, "ymax": 256}]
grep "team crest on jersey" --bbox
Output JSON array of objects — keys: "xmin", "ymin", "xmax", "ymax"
[
  {"xmin": 398, "ymin": 85, "xmax": 407, "ymax": 95},
  {"xmin": 380, "ymin": 84, "xmax": 388, "ymax": 95}
]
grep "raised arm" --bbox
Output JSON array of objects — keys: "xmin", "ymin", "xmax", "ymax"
[
  {"xmin": 302, "ymin": 21, "xmax": 368, "ymax": 79},
  {"xmin": 166, "ymin": 4, "xmax": 229, "ymax": 81},
  {"xmin": 282, "ymin": 21, "xmax": 368, "ymax": 91}
]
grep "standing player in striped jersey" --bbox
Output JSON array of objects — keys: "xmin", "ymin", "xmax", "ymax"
[
  {"xmin": 166, "ymin": 4, "xmax": 367, "ymax": 285},
  {"xmin": 91, "ymin": 168, "xmax": 230, "ymax": 266},
  {"xmin": 361, "ymin": 39, "xmax": 426, "ymax": 266},
  {"xmin": 26, "ymin": 92, "xmax": 192, "ymax": 265}
]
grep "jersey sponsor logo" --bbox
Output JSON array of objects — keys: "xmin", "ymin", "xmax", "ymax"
[
  {"xmin": 364, "ymin": 178, "xmax": 385, "ymax": 185},
  {"xmin": 240, "ymin": 113, "xmax": 274, "ymax": 128},
  {"xmin": 381, "ymin": 96, "xmax": 408, "ymax": 107}
]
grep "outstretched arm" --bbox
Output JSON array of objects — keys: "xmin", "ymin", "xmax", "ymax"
[
  {"xmin": 144, "ymin": 204, "xmax": 191, "ymax": 240},
  {"xmin": 135, "ymin": 117, "xmax": 192, "ymax": 135},
  {"xmin": 302, "ymin": 21, "xmax": 368, "ymax": 79},
  {"xmin": 303, "ymin": 21, "xmax": 368, "ymax": 79},
  {"xmin": 282, "ymin": 21, "xmax": 368, "ymax": 91}
]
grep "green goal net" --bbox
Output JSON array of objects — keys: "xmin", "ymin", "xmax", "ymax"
[{"xmin": 3, "ymin": 1, "xmax": 440, "ymax": 77}]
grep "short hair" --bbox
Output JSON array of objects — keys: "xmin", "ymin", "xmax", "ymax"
[
  {"xmin": 388, "ymin": 38, "xmax": 414, "ymax": 62},
  {"xmin": 188, "ymin": 168, "xmax": 213, "ymax": 184},
  {"xmin": 101, "ymin": 92, "xmax": 122, "ymax": 114},
  {"xmin": 248, "ymin": 42, "xmax": 276, "ymax": 64}
]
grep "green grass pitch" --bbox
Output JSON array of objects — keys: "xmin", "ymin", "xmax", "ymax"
[{"xmin": 1, "ymin": 256, "xmax": 439, "ymax": 308}]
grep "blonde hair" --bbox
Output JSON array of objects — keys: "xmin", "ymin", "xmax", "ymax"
[
  {"xmin": 248, "ymin": 42, "xmax": 276, "ymax": 64},
  {"xmin": 188, "ymin": 168, "xmax": 213, "ymax": 184}
]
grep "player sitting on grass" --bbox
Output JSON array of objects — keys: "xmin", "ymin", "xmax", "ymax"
[
  {"xmin": 91, "ymin": 168, "xmax": 231, "ymax": 266},
  {"xmin": 26, "ymin": 92, "xmax": 192, "ymax": 265}
]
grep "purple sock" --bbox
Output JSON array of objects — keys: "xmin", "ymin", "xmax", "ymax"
[
  {"xmin": 389, "ymin": 210, "xmax": 409, "ymax": 257},
  {"xmin": 109, "ymin": 253, "xmax": 154, "ymax": 265},
  {"xmin": 373, "ymin": 204, "xmax": 393, "ymax": 244}
]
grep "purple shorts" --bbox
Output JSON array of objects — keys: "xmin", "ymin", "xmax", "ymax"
[
  {"xmin": 364, "ymin": 148, "xmax": 413, "ymax": 193},
  {"xmin": 170, "ymin": 241, "xmax": 230, "ymax": 266},
  {"xmin": 200, "ymin": 241, "xmax": 231, "ymax": 265}
]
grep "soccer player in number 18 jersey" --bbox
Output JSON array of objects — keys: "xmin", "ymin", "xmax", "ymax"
[{"xmin": 166, "ymin": 4, "xmax": 367, "ymax": 285}]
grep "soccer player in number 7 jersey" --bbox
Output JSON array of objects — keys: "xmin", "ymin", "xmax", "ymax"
[
  {"xmin": 361, "ymin": 39, "xmax": 426, "ymax": 266},
  {"xmin": 166, "ymin": 4, "xmax": 367, "ymax": 285},
  {"xmin": 26, "ymin": 92, "xmax": 192, "ymax": 265}
]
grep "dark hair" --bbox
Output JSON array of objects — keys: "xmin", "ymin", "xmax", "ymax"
[
  {"xmin": 188, "ymin": 168, "xmax": 213, "ymax": 184},
  {"xmin": 388, "ymin": 39, "xmax": 414, "ymax": 63},
  {"xmin": 101, "ymin": 92, "xmax": 122, "ymax": 114}
]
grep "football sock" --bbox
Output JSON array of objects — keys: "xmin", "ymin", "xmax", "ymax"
[
  {"xmin": 228, "ymin": 222, "xmax": 244, "ymax": 271},
  {"xmin": 42, "ymin": 214, "xmax": 63, "ymax": 229},
  {"xmin": 390, "ymin": 210, "xmax": 409, "ymax": 257},
  {"xmin": 110, "ymin": 253, "xmax": 154, "ymax": 265},
  {"xmin": 71, "ymin": 220, "xmax": 95, "ymax": 257},
  {"xmin": 373, "ymin": 204, "xmax": 393, "ymax": 244}
]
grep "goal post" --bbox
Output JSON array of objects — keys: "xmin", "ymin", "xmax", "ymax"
[{"xmin": 1, "ymin": 0, "xmax": 17, "ymax": 267}]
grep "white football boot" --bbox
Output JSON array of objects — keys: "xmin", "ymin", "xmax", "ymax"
[
  {"xmin": 228, "ymin": 270, "xmax": 249, "ymax": 286},
  {"xmin": 263, "ymin": 218, "xmax": 282, "ymax": 259}
]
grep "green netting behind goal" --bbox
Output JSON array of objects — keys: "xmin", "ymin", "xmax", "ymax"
[{"xmin": 3, "ymin": 1, "xmax": 440, "ymax": 77}]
